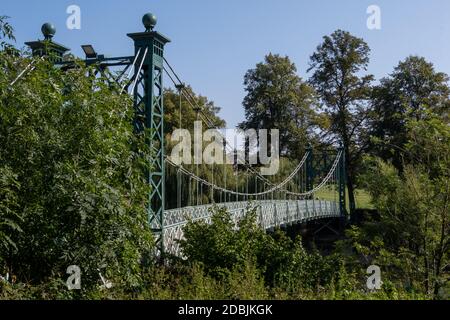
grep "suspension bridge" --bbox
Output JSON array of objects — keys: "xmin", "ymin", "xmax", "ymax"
[{"xmin": 16, "ymin": 13, "xmax": 347, "ymax": 257}]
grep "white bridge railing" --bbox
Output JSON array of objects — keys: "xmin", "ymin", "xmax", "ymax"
[{"xmin": 163, "ymin": 200, "xmax": 341, "ymax": 256}]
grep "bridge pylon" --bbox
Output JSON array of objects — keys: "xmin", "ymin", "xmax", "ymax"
[
  {"xmin": 25, "ymin": 23, "xmax": 70, "ymax": 63},
  {"xmin": 127, "ymin": 13, "xmax": 171, "ymax": 255},
  {"xmin": 25, "ymin": 14, "xmax": 171, "ymax": 256}
]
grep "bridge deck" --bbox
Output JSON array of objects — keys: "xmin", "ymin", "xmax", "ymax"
[{"xmin": 163, "ymin": 199, "xmax": 341, "ymax": 256}]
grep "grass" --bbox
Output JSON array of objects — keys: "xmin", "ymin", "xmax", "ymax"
[{"xmin": 314, "ymin": 186, "xmax": 374, "ymax": 210}]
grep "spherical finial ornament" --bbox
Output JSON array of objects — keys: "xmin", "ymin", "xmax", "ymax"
[
  {"xmin": 41, "ymin": 23, "xmax": 56, "ymax": 40},
  {"xmin": 142, "ymin": 13, "xmax": 157, "ymax": 31}
]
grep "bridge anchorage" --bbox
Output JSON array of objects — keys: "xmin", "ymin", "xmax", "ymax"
[{"xmin": 23, "ymin": 13, "xmax": 347, "ymax": 257}]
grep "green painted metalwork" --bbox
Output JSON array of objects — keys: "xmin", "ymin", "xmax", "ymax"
[
  {"xmin": 25, "ymin": 23, "xmax": 70, "ymax": 63},
  {"xmin": 142, "ymin": 13, "xmax": 158, "ymax": 31},
  {"xmin": 41, "ymin": 23, "xmax": 56, "ymax": 39},
  {"xmin": 127, "ymin": 15, "xmax": 171, "ymax": 255}
]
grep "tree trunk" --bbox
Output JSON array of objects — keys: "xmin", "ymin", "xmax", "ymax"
[
  {"xmin": 434, "ymin": 181, "xmax": 449, "ymax": 297},
  {"xmin": 346, "ymin": 169, "xmax": 357, "ymax": 221},
  {"xmin": 424, "ymin": 239, "xmax": 430, "ymax": 295},
  {"xmin": 344, "ymin": 144, "xmax": 357, "ymax": 222}
]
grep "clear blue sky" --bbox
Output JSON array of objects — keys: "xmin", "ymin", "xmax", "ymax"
[{"xmin": 3, "ymin": 0, "xmax": 450, "ymax": 127}]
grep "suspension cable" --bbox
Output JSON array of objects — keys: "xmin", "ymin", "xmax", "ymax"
[
  {"xmin": 10, "ymin": 57, "xmax": 41, "ymax": 86},
  {"xmin": 162, "ymin": 57, "xmax": 343, "ymax": 200},
  {"xmin": 165, "ymin": 151, "xmax": 316, "ymax": 197}
]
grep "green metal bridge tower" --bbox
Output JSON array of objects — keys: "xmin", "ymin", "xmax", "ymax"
[
  {"xmin": 127, "ymin": 14, "xmax": 170, "ymax": 254},
  {"xmin": 26, "ymin": 13, "xmax": 171, "ymax": 254}
]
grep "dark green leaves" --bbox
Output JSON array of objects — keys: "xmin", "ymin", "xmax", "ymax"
[{"xmin": 0, "ymin": 51, "xmax": 153, "ymax": 292}]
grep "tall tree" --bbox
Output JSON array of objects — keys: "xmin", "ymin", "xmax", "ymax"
[
  {"xmin": 308, "ymin": 30, "xmax": 374, "ymax": 220},
  {"xmin": 286, "ymin": 82, "xmax": 322, "ymax": 158},
  {"xmin": 369, "ymin": 56, "xmax": 450, "ymax": 170},
  {"xmin": 239, "ymin": 53, "xmax": 319, "ymax": 158}
]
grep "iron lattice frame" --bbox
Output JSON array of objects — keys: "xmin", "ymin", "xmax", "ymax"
[
  {"xmin": 128, "ymin": 31, "xmax": 170, "ymax": 255},
  {"xmin": 32, "ymin": 28, "xmax": 171, "ymax": 255},
  {"xmin": 306, "ymin": 147, "xmax": 347, "ymax": 219}
]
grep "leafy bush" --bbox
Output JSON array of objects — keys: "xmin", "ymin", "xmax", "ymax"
[
  {"xmin": 181, "ymin": 207, "xmax": 350, "ymax": 294},
  {"xmin": 351, "ymin": 158, "xmax": 449, "ymax": 297},
  {"xmin": 0, "ymin": 50, "xmax": 153, "ymax": 293}
]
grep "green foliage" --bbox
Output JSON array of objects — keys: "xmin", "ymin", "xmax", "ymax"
[
  {"xmin": 180, "ymin": 207, "xmax": 266, "ymax": 276},
  {"xmin": 0, "ymin": 166, "xmax": 22, "ymax": 260},
  {"xmin": 175, "ymin": 206, "xmax": 422, "ymax": 300},
  {"xmin": 164, "ymin": 86, "xmax": 225, "ymax": 134},
  {"xmin": 369, "ymin": 56, "xmax": 450, "ymax": 170},
  {"xmin": 181, "ymin": 207, "xmax": 351, "ymax": 295},
  {"xmin": 345, "ymin": 98, "xmax": 449, "ymax": 299},
  {"xmin": 354, "ymin": 157, "xmax": 449, "ymax": 297},
  {"xmin": 0, "ymin": 16, "xmax": 16, "ymax": 53},
  {"xmin": 308, "ymin": 30, "xmax": 374, "ymax": 218},
  {"xmin": 406, "ymin": 115, "xmax": 450, "ymax": 179},
  {"xmin": 0, "ymin": 52, "xmax": 153, "ymax": 292},
  {"xmin": 239, "ymin": 53, "xmax": 321, "ymax": 158}
]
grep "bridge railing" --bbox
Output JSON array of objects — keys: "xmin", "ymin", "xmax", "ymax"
[{"xmin": 163, "ymin": 199, "xmax": 341, "ymax": 257}]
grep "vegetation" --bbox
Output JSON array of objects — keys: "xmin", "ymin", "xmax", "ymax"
[
  {"xmin": 238, "ymin": 53, "xmax": 321, "ymax": 158},
  {"xmin": 369, "ymin": 56, "xmax": 450, "ymax": 170},
  {"xmin": 0, "ymin": 18, "xmax": 153, "ymax": 295},
  {"xmin": 0, "ymin": 16, "xmax": 448, "ymax": 300},
  {"xmin": 308, "ymin": 30, "xmax": 374, "ymax": 220}
]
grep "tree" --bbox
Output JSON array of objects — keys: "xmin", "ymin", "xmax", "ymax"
[
  {"xmin": 0, "ymin": 51, "xmax": 154, "ymax": 291},
  {"xmin": 0, "ymin": 15, "xmax": 21, "ymax": 271},
  {"xmin": 369, "ymin": 56, "xmax": 450, "ymax": 170},
  {"xmin": 179, "ymin": 207, "xmax": 267, "ymax": 277},
  {"xmin": 0, "ymin": 167, "xmax": 21, "ymax": 265},
  {"xmin": 360, "ymin": 161, "xmax": 448, "ymax": 296},
  {"xmin": 239, "ymin": 53, "xmax": 319, "ymax": 158},
  {"xmin": 308, "ymin": 30, "xmax": 374, "ymax": 219},
  {"xmin": 0, "ymin": 16, "xmax": 16, "ymax": 53},
  {"xmin": 352, "ymin": 111, "xmax": 449, "ymax": 297},
  {"xmin": 164, "ymin": 86, "xmax": 225, "ymax": 135},
  {"xmin": 163, "ymin": 86, "xmax": 226, "ymax": 209},
  {"xmin": 286, "ymin": 83, "xmax": 323, "ymax": 158}
]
